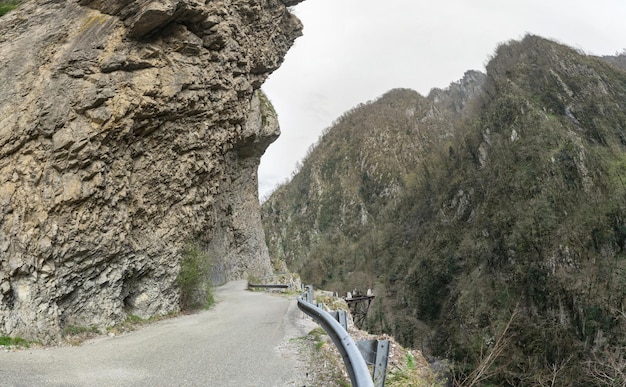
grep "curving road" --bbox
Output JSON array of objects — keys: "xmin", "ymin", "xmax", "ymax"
[{"xmin": 0, "ymin": 280, "xmax": 317, "ymax": 386}]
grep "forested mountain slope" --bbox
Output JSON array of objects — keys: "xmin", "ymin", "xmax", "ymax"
[
  {"xmin": 262, "ymin": 35, "xmax": 626, "ymax": 385},
  {"xmin": 263, "ymin": 72, "xmax": 485, "ymax": 276}
]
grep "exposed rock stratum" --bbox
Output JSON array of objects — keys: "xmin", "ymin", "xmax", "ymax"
[{"xmin": 0, "ymin": 0, "xmax": 303, "ymax": 341}]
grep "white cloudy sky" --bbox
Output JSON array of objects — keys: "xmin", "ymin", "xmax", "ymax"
[{"xmin": 259, "ymin": 0, "xmax": 626, "ymax": 199}]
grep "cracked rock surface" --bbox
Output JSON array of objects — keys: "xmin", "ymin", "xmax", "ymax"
[{"xmin": 0, "ymin": 0, "xmax": 302, "ymax": 342}]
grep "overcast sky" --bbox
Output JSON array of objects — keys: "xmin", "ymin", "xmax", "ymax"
[{"xmin": 258, "ymin": 0, "xmax": 626, "ymax": 199}]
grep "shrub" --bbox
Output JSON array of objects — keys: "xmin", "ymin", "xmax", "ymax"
[
  {"xmin": 61, "ymin": 325, "xmax": 101, "ymax": 346},
  {"xmin": 0, "ymin": 335, "xmax": 31, "ymax": 348},
  {"xmin": 177, "ymin": 242, "xmax": 214, "ymax": 310}
]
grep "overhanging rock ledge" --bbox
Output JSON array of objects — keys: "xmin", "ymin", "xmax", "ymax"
[{"xmin": 0, "ymin": 0, "xmax": 302, "ymax": 341}]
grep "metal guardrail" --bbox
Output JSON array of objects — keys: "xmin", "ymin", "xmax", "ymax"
[
  {"xmin": 356, "ymin": 340, "xmax": 390, "ymax": 386},
  {"xmin": 297, "ymin": 292, "xmax": 374, "ymax": 387},
  {"xmin": 249, "ymin": 281, "xmax": 387, "ymax": 385},
  {"xmin": 328, "ymin": 310, "xmax": 348, "ymax": 331},
  {"xmin": 247, "ymin": 283, "xmax": 289, "ymax": 289},
  {"xmin": 297, "ymin": 284, "xmax": 392, "ymax": 387}
]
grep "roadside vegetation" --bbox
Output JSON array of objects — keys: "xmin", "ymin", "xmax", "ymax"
[
  {"xmin": 0, "ymin": 0, "xmax": 20, "ymax": 17},
  {"xmin": 177, "ymin": 242, "xmax": 215, "ymax": 311},
  {"xmin": 0, "ymin": 335, "xmax": 35, "ymax": 349},
  {"xmin": 61, "ymin": 325, "xmax": 101, "ymax": 346},
  {"xmin": 386, "ymin": 351, "xmax": 445, "ymax": 387}
]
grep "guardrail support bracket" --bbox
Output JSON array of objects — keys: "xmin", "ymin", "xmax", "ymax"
[
  {"xmin": 356, "ymin": 339, "xmax": 390, "ymax": 387},
  {"xmin": 329, "ymin": 310, "xmax": 348, "ymax": 331}
]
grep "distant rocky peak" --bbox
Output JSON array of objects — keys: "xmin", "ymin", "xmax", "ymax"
[
  {"xmin": 599, "ymin": 51, "xmax": 626, "ymax": 72},
  {"xmin": 427, "ymin": 70, "xmax": 487, "ymax": 113}
]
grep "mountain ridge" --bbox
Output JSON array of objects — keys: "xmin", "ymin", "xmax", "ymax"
[{"xmin": 262, "ymin": 35, "xmax": 626, "ymax": 384}]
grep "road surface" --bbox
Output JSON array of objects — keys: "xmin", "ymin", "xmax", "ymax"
[{"xmin": 0, "ymin": 280, "xmax": 317, "ymax": 386}]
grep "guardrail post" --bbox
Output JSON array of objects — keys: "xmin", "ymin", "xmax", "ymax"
[
  {"xmin": 356, "ymin": 339, "xmax": 390, "ymax": 387},
  {"xmin": 329, "ymin": 310, "xmax": 348, "ymax": 331}
]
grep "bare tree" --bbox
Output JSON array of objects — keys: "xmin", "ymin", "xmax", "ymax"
[
  {"xmin": 585, "ymin": 348, "xmax": 626, "ymax": 386},
  {"xmin": 455, "ymin": 307, "xmax": 519, "ymax": 387},
  {"xmin": 584, "ymin": 305, "xmax": 626, "ymax": 386}
]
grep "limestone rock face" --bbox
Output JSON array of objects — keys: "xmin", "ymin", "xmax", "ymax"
[{"xmin": 0, "ymin": 0, "xmax": 302, "ymax": 341}]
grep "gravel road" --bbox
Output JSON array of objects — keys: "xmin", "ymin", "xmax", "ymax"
[{"xmin": 0, "ymin": 280, "xmax": 317, "ymax": 387}]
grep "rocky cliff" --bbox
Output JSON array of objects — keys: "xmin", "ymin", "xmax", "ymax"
[{"xmin": 0, "ymin": 0, "xmax": 302, "ymax": 341}]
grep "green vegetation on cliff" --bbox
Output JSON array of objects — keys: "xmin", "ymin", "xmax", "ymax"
[
  {"xmin": 177, "ymin": 243, "xmax": 214, "ymax": 311},
  {"xmin": 0, "ymin": 1, "xmax": 19, "ymax": 17},
  {"xmin": 262, "ymin": 35, "xmax": 626, "ymax": 385}
]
